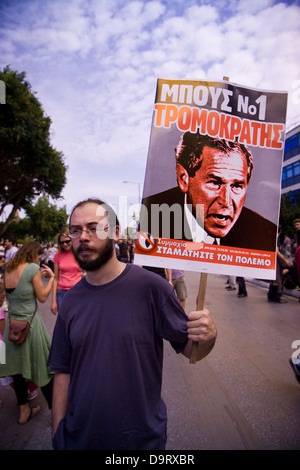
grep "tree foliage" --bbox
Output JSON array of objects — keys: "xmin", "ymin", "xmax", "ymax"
[
  {"xmin": 279, "ymin": 194, "xmax": 300, "ymax": 238},
  {"xmin": 1, "ymin": 195, "xmax": 68, "ymax": 243},
  {"xmin": 0, "ymin": 66, "xmax": 67, "ymax": 236},
  {"xmin": 0, "ymin": 217, "xmax": 32, "ymax": 243},
  {"xmin": 24, "ymin": 194, "xmax": 68, "ymax": 242}
]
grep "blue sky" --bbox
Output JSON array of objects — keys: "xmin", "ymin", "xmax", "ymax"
[{"xmin": 1, "ymin": 0, "xmax": 300, "ymax": 225}]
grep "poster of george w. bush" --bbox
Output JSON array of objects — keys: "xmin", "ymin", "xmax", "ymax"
[{"xmin": 134, "ymin": 78, "xmax": 288, "ymax": 280}]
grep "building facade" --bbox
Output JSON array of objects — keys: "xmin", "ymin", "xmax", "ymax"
[{"xmin": 282, "ymin": 123, "xmax": 300, "ymax": 206}]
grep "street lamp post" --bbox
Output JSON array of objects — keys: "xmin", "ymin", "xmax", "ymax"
[
  {"xmin": 123, "ymin": 181, "xmax": 142, "ymax": 205},
  {"xmin": 123, "ymin": 181, "xmax": 142, "ymax": 236}
]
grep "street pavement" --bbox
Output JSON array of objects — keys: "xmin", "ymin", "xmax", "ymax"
[{"xmin": 0, "ymin": 270, "xmax": 299, "ymax": 451}]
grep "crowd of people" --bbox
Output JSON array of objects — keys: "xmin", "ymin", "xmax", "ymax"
[
  {"xmin": 273, "ymin": 219, "xmax": 300, "ymax": 303},
  {"xmin": 223, "ymin": 219, "xmax": 300, "ymax": 304},
  {"xmin": 0, "ymin": 209, "xmax": 299, "ymax": 449},
  {"xmin": 0, "ymin": 203, "xmax": 216, "ymax": 450}
]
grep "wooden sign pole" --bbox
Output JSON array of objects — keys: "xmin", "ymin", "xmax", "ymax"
[{"xmin": 189, "ymin": 272, "xmax": 208, "ymax": 364}]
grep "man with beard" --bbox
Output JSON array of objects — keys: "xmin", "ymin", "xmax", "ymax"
[{"xmin": 48, "ymin": 198, "xmax": 217, "ymax": 450}]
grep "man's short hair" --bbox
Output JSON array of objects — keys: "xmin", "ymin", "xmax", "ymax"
[
  {"xmin": 175, "ymin": 132, "xmax": 254, "ymax": 183},
  {"xmin": 69, "ymin": 198, "xmax": 120, "ymax": 230},
  {"xmin": 5, "ymin": 236, "xmax": 15, "ymax": 245}
]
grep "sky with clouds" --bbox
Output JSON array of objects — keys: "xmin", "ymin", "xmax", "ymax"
[{"xmin": 1, "ymin": 0, "xmax": 300, "ymax": 225}]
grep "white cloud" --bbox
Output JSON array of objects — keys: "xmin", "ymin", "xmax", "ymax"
[
  {"xmin": 0, "ymin": 0, "xmax": 300, "ymax": 213},
  {"xmin": 235, "ymin": 0, "xmax": 274, "ymax": 14}
]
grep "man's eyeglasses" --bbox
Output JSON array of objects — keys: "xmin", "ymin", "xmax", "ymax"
[{"xmin": 68, "ymin": 226, "xmax": 109, "ymax": 239}]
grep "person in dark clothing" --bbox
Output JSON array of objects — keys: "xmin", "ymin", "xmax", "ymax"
[
  {"xmin": 48, "ymin": 198, "xmax": 217, "ymax": 450},
  {"xmin": 118, "ymin": 239, "xmax": 130, "ymax": 263}
]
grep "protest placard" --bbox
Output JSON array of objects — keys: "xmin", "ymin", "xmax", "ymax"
[{"xmin": 134, "ymin": 78, "xmax": 288, "ymax": 281}]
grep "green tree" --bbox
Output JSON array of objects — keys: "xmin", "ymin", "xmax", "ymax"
[
  {"xmin": 0, "ymin": 217, "xmax": 32, "ymax": 243},
  {"xmin": 279, "ymin": 194, "xmax": 300, "ymax": 238},
  {"xmin": 0, "ymin": 66, "xmax": 67, "ymax": 236},
  {"xmin": 24, "ymin": 194, "xmax": 68, "ymax": 242}
]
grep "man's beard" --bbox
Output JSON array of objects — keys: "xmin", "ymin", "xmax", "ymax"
[{"xmin": 73, "ymin": 238, "xmax": 114, "ymax": 271}]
